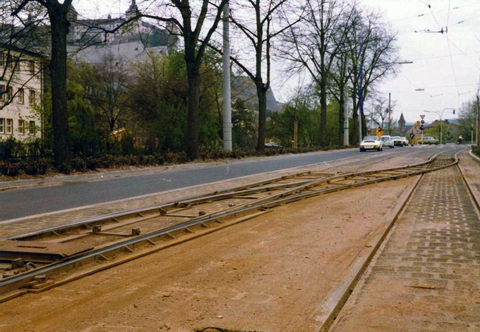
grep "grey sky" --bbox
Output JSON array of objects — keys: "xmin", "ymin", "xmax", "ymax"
[
  {"xmin": 360, "ymin": 0, "xmax": 480, "ymax": 123},
  {"xmin": 74, "ymin": 0, "xmax": 480, "ymax": 123}
]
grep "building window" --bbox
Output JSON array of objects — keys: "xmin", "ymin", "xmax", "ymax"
[
  {"xmin": 17, "ymin": 88, "xmax": 24, "ymax": 104},
  {"xmin": 0, "ymin": 118, "xmax": 4, "ymax": 133},
  {"xmin": 29, "ymin": 121, "xmax": 36, "ymax": 135},
  {"xmin": 29, "ymin": 90, "xmax": 36, "ymax": 105},
  {"xmin": 6, "ymin": 118, "xmax": 12, "ymax": 134},
  {"xmin": 18, "ymin": 119, "xmax": 25, "ymax": 135},
  {"xmin": 29, "ymin": 60, "xmax": 35, "ymax": 75}
]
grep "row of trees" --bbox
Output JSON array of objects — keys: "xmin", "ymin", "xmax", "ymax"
[
  {"xmin": 456, "ymin": 98, "xmax": 479, "ymax": 143},
  {"xmin": 3, "ymin": 0, "xmax": 398, "ymax": 168}
]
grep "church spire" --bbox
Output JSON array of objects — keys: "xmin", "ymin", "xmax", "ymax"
[{"xmin": 126, "ymin": 0, "xmax": 139, "ymax": 19}]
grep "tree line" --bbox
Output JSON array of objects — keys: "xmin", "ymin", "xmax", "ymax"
[{"xmin": 2, "ymin": 0, "xmax": 398, "ymax": 169}]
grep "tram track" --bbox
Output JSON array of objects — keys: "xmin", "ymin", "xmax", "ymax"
[
  {"xmin": 0, "ymin": 148, "xmax": 460, "ymax": 303},
  {"xmin": 317, "ymin": 148, "xmax": 469, "ymax": 332}
]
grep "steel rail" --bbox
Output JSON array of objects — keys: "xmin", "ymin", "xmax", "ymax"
[
  {"xmin": 318, "ymin": 149, "xmax": 463, "ymax": 332},
  {"xmin": 0, "ymin": 151, "xmax": 458, "ymax": 298},
  {"xmin": 5, "ymin": 150, "xmax": 446, "ymax": 242},
  {"xmin": 3, "ymin": 173, "xmax": 325, "ymax": 241}
]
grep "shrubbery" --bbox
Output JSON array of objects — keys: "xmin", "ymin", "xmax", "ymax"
[{"xmin": 472, "ymin": 146, "xmax": 480, "ymax": 157}]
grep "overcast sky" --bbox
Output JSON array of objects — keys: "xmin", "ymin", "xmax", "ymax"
[
  {"xmin": 359, "ymin": 0, "xmax": 480, "ymax": 123},
  {"xmin": 74, "ymin": 0, "xmax": 480, "ymax": 124}
]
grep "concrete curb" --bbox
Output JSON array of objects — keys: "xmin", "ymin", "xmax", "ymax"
[{"xmin": 469, "ymin": 149, "xmax": 480, "ymax": 162}]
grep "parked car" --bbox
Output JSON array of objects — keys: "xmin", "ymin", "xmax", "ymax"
[
  {"xmin": 359, "ymin": 136, "xmax": 383, "ymax": 152},
  {"xmin": 381, "ymin": 135, "xmax": 395, "ymax": 148},
  {"xmin": 400, "ymin": 137, "xmax": 409, "ymax": 146},
  {"xmin": 391, "ymin": 136, "xmax": 403, "ymax": 147},
  {"xmin": 418, "ymin": 136, "xmax": 439, "ymax": 145}
]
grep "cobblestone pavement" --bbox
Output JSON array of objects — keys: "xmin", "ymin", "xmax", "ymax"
[{"xmin": 332, "ymin": 165, "xmax": 480, "ymax": 332}]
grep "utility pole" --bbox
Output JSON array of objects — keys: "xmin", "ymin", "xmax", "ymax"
[
  {"xmin": 222, "ymin": 1, "xmax": 232, "ymax": 151},
  {"xmin": 293, "ymin": 119, "xmax": 298, "ymax": 150},
  {"xmin": 388, "ymin": 93, "xmax": 391, "ymax": 135},
  {"xmin": 477, "ymin": 93, "xmax": 479, "ymax": 148},
  {"xmin": 370, "ymin": 109, "xmax": 373, "ymax": 135},
  {"xmin": 344, "ymin": 91, "xmax": 349, "ymax": 145}
]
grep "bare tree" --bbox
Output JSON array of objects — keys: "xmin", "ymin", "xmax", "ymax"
[
  {"xmin": 214, "ymin": 0, "xmax": 295, "ymax": 152},
  {"xmin": 281, "ymin": 0, "xmax": 355, "ymax": 147},
  {"xmin": 346, "ymin": 8, "xmax": 398, "ymax": 143},
  {"xmin": 13, "ymin": 0, "xmax": 73, "ymax": 167},
  {"xmin": 80, "ymin": 53, "xmax": 130, "ymax": 134},
  {"xmin": 137, "ymin": 0, "xmax": 228, "ymax": 159},
  {"xmin": 327, "ymin": 11, "xmax": 357, "ymax": 145}
]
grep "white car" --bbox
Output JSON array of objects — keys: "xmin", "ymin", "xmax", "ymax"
[
  {"xmin": 360, "ymin": 136, "xmax": 383, "ymax": 152},
  {"xmin": 391, "ymin": 136, "xmax": 403, "ymax": 147},
  {"xmin": 400, "ymin": 137, "xmax": 409, "ymax": 146},
  {"xmin": 381, "ymin": 135, "xmax": 395, "ymax": 148}
]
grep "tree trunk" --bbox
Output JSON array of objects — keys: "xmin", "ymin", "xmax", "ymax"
[
  {"xmin": 186, "ymin": 63, "xmax": 201, "ymax": 159},
  {"xmin": 361, "ymin": 112, "xmax": 367, "ymax": 137},
  {"xmin": 320, "ymin": 78, "xmax": 327, "ymax": 147},
  {"xmin": 256, "ymin": 84, "xmax": 267, "ymax": 152},
  {"xmin": 338, "ymin": 97, "xmax": 345, "ymax": 146},
  {"xmin": 352, "ymin": 112, "xmax": 359, "ymax": 146},
  {"xmin": 49, "ymin": 5, "xmax": 71, "ymax": 167}
]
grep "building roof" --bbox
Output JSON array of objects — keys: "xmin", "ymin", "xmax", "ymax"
[{"xmin": 398, "ymin": 113, "xmax": 405, "ymax": 125}]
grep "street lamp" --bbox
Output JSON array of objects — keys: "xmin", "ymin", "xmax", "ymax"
[{"xmin": 424, "ymin": 108, "xmax": 455, "ymax": 144}]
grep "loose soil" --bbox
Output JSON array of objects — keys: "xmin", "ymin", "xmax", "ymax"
[
  {"xmin": 0, "ymin": 147, "xmax": 451, "ymax": 331},
  {"xmin": 0, "ymin": 176, "xmax": 415, "ymax": 332}
]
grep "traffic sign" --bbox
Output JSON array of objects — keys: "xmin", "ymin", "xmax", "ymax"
[
  {"xmin": 421, "ymin": 120, "xmax": 425, "ymax": 124},
  {"xmin": 420, "ymin": 115, "xmax": 425, "ymax": 119}
]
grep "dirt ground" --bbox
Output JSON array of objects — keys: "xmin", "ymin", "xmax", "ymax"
[
  {"xmin": 0, "ymin": 148, "xmax": 452, "ymax": 332},
  {"xmin": 0, "ymin": 181, "xmax": 417, "ymax": 331}
]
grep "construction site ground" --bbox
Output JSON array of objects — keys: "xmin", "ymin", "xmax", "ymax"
[{"xmin": 1, "ymin": 147, "xmax": 478, "ymax": 332}]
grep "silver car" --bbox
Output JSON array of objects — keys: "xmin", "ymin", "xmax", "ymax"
[{"xmin": 381, "ymin": 135, "xmax": 395, "ymax": 148}]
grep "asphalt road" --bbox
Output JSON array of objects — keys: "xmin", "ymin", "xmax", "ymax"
[{"xmin": 0, "ymin": 146, "xmax": 439, "ymax": 222}]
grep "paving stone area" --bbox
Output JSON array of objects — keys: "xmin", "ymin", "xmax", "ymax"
[{"xmin": 333, "ymin": 166, "xmax": 480, "ymax": 332}]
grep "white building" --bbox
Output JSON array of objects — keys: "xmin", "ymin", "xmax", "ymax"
[
  {"xmin": 0, "ymin": 46, "xmax": 44, "ymax": 141},
  {"xmin": 68, "ymin": 1, "xmax": 178, "ymax": 66}
]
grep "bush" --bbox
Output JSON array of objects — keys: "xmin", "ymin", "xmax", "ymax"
[
  {"xmin": 72, "ymin": 158, "xmax": 87, "ymax": 172},
  {"xmin": 86, "ymin": 157, "xmax": 97, "ymax": 171},
  {"xmin": 57, "ymin": 163, "xmax": 72, "ymax": 174},
  {"xmin": 472, "ymin": 146, "xmax": 480, "ymax": 157},
  {"xmin": 36, "ymin": 159, "xmax": 49, "ymax": 175},
  {"xmin": 0, "ymin": 162, "xmax": 21, "ymax": 176}
]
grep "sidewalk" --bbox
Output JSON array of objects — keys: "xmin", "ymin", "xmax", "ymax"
[{"xmin": 332, "ymin": 155, "xmax": 480, "ymax": 331}]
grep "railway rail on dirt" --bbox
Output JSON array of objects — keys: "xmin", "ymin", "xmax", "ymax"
[
  {"xmin": 0, "ymin": 150, "xmax": 460, "ymax": 303},
  {"xmin": 317, "ymin": 149, "xmax": 469, "ymax": 332}
]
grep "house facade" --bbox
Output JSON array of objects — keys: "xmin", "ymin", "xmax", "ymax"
[{"xmin": 0, "ymin": 47, "xmax": 44, "ymax": 141}]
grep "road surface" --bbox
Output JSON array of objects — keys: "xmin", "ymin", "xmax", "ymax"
[{"xmin": 0, "ymin": 146, "xmax": 446, "ymax": 222}]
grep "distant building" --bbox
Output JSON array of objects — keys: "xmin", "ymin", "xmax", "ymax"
[
  {"xmin": 0, "ymin": 45, "xmax": 44, "ymax": 141},
  {"xmin": 231, "ymin": 76, "xmax": 281, "ymax": 115},
  {"xmin": 398, "ymin": 113, "xmax": 406, "ymax": 134},
  {"xmin": 68, "ymin": 1, "xmax": 178, "ymax": 65}
]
